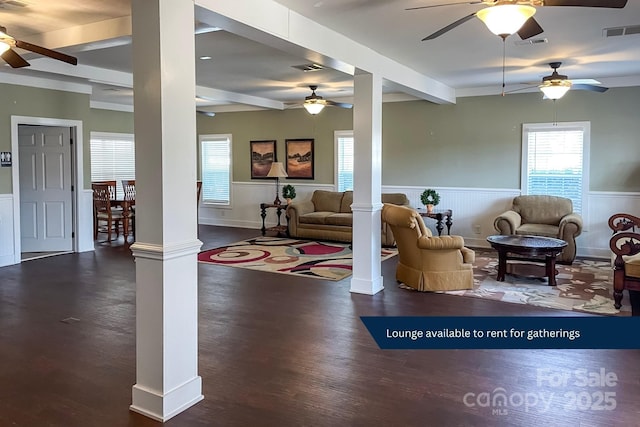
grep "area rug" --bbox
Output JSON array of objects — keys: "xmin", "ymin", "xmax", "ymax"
[
  {"xmin": 425, "ymin": 249, "xmax": 630, "ymax": 316},
  {"xmin": 198, "ymin": 236, "xmax": 398, "ymax": 281}
]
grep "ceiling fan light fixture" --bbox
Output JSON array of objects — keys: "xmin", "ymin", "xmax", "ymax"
[
  {"xmin": 539, "ymin": 80, "xmax": 572, "ymax": 100},
  {"xmin": 476, "ymin": 4, "xmax": 536, "ymax": 37},
  {"xmin": 0, "ymin": 41, "xmax": 9, "ymax": 54},
  {"xmin": 303, "ymin": 100, "xmax": 325, "ymax": 115}
]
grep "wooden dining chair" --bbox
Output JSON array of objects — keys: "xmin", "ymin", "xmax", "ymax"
[
  {"xmin": 197, "ymin": 181, "xmax": 202, "ymax": 203},
  {"xmin": 92, "ymin": 180, "xmax": 117, "ymax": 200},
  {"xmin": 122, "ymin": 180, "xmax": 136, "ymax": 239},
  {"xmin": 92, "ymin": 183, "xmax": 123, "ymax": 242}
]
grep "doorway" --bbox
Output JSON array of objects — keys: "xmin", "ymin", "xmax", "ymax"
[{"xmin": 10, "ymin": 116, "xmax": 87, "ymax": 265}]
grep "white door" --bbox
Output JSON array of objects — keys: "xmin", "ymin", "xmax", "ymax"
[{"xmin": 19, "ymin": 125, "xmax": 73, "ymax": 252}]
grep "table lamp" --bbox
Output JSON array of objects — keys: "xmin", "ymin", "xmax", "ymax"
[{"xmin": 266, "ymin": 162, "xmax": 288, "ymax": 205}]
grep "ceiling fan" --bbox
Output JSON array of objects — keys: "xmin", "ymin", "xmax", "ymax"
[
  {"xmin": 0, "ymin": 25, "xmax": 78, "ymax": 68},
  {"xmin": 302, "ymin": 85, "xmax": 353, "ymax": 115},
  {"xmin": 407, "ymin": 0, "xmax": 628, "ymax": 41},
  {"xmin": 508, "ymin": 62, "xmax": 608, "ymax": 99}
]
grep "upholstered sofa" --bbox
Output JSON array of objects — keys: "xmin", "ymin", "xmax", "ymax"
[
  {"xmin": 494, "ymin": 195, "xmax": 583, "ymax": 264},
  {"xmin": 286, "ymin": 190, "xmax": 410, "ymax": 246}
]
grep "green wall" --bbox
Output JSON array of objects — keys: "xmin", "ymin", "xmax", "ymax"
[
  {"xmin": 198, "ymin": 86, "xmax": 640, "ymax": 192},
  {"xmin": 0, "ymin": 83, "xmax": 90, "ymax": 193},
  {"xmin": 2, "ymin": 82, "xmax": 639, "ymax": 194}
]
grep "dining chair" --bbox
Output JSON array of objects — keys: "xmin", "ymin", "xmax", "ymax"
[
  {"xmin": 92, "ymin": 180, "xmax": 117, "ymax": 200},
  {"xmin": 197, "ymin": 181, "xmax": 202, "ymax": 203},
  {"xmin": 122, "ymin": 180, "xmax": 136, "ymax": 239},
  {"xmin": 92, "ymin": 183, "xmax": 124, "ymax": 242}
]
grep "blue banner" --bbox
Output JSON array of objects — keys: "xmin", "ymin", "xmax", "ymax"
[{"xmin": 360, "ymin": 316, "xmax": 640, "ymax": 349}]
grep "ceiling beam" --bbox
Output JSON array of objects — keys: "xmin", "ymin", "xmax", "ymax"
[{"xmin": 194, "ymin": 0, "xmax": 455, "ymax": 104}]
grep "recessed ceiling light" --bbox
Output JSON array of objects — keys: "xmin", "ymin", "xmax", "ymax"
[{"xmin": 199, "ymin": 56, "xmax": 212, "ymax": 60}]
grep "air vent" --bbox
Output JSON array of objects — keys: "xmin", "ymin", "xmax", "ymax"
[
  {"xmin": 292, "ymin": 63, "xmax": 325, "ymax": 72},
  {"xmin": 604, "ymin": 25, "xmax": 640, "ymax": 37},
  {"xmin": 514, "ymin": 38, "xmax": 548, "ymax": 46}
]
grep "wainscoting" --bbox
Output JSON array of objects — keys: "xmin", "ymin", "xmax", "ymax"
[
  {"xmin": 0, "ymin": 194, "xmax": 15, "ymax": 267},
  {"xmin": 198, "ymin": 183, "xmax": 640, "ymax": 259}
]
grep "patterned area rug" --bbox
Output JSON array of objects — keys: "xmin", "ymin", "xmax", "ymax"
[
  {"xmin": 198, "ymin": 236, "xmax": 398, "ymax": 281},
  {"xmin": 441, "ymin": 249, "xmax": 631, "ymax": 316}
]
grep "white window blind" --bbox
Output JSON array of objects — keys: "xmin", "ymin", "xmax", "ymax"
[
  {"xmin": 335, "ymin": 130, "xmax": 354, "ymax": 192},
  {"xmin": 200, "ymin": 134, "xmax": 232, "ymax": 205},
  {"xmin": 90, "ymin": 132, "xmax": 135, "ymax": 199},
  {"xmin": 522, "ymin": 122, "xmax": 589, "ymax": 214}
]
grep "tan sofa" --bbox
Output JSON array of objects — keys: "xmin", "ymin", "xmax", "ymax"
[
  {"xmin": 381, "ymin": 203, "xmax": 475, "ymax": 291},
  {"xmin": 286, "ymin": 190, "xmax": 410, "ymax": 246},
  {"xmin": 494, "ymin": 195, "xmax": 583, "ymax": 264}
]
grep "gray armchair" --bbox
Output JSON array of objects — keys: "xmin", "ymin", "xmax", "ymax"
[{"xmin": 494, "ymin": 195, "xmax": 583, "ymax": 264}]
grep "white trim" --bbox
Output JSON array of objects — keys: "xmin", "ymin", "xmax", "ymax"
[
  {"xmin": 10, "ymin": 116, "xmax": 85, "ymax": 265},
  {"xmin": 90, "ymin": 101, "xmax": 135, "ymax": 112},
  {"xmin": 0, "ymin": 73, "xmax": 92, "ymax": 94}
]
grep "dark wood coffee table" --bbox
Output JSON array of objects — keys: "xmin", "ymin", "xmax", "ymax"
[{"xmin": 486, "ymin": 235, "xmax": 568, "ymax": 286}]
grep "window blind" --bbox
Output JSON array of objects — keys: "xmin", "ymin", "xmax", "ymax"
[
  {"xmin": 524, "ymin": 125, "xmax": 585, "ymax": 213},
  {"xmin": 336, "ymin": 131, "xmax": 354, "ymax": 192},
  {"xmin": 200, "ymin": 135, "xmax": 231, "ymax": 204},
  {"xmin": 90, "ymin": 133, "xmax": 135, "ymax": 199}
]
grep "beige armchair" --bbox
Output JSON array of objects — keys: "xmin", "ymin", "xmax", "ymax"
[
  {"xmin": 381, "ymin": 203, "xmax": 475, "ymax": 292},
  {"xmin": 494, "ymin": 195, "xmax": 583, "ymax": 264}
]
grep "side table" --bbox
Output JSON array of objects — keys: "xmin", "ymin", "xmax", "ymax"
[
  {"xmin": 416, "ymin": 208, "xmax": 453, "ymax": 236},
  {"xmin": 260, "ymin": 203, "xmax": 288, "ymax": 237}
]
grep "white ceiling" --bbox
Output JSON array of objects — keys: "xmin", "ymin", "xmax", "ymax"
[{"xmin": 1, "ymin": 0, "xmax": 639, "ymax": 111}]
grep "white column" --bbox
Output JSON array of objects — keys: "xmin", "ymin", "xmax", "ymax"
[
  {"xmin": 350, "ymin": 72, "xmax": 384, "ymax": 295},
  {"xmin": 129, "ymin": 0, "xmax": 203, "ymax": 422}
]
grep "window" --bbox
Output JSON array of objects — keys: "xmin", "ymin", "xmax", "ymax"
[
  {"xmin": 335, "ymin": 130, "xmax": 354, "ymax": 192},
  {"xmin": 200, "ymin": 134, "xmax": 232, "ymax": 205},
  {"xmin": 90, "ymin": 132, "xmax": 135, "ymax": 199},
  {"xmin": 522, "ymin": 122, "xmax": 590, "ymax": 214}
]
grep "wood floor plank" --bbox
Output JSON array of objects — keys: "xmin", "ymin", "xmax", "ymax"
[{"xmin": 0, "ymin": 225, "xmax": 638, "ymax": 426}]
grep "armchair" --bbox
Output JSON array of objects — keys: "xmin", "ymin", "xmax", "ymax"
[
  {"xmin": 381, "ymin": 203, "xmax": 475, "ymax": 292},
  {"xmin": 609, "ymin": 213, "xmax": 640, "ymax": 314},
  {"xmin": 494, "ymin": 195, "xmax": 583, "ymax": 264}
]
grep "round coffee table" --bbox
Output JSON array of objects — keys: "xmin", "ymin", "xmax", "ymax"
[{"xmin": 486, "ymin": 235, "xmax": 568, "ymax": 286}]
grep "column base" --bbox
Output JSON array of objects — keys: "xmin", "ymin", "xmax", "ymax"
[
  {"xmin": 130, "ymin": 376, "xmax": 203, "ymax": 422},
  {"xmin": 350, "ymin": 276, "xmax": 384, "ymax": 295}
]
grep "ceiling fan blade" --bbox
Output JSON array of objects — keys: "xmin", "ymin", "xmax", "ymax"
[
  {"xmin": 326, "ymin": 100, "xmax": 353, "ymax": 109},
  {"xmin": 14, "ymin": 39, "xmax": 77, "ymax": 65},
  {"xmin": 1, "ymin": 48, "xmax": 30, "ymax": 68},
  {"xmin": 504, "ymin": 85, "xmax": 538, "ymax": 94},
  {"xmin": 517, "ymin": 17, "xmax": 544, "ymax": 40},
  {"xmin": 422, "ymin": 13, "xmax": 476, "ymax": 41},
  {"xmin": 406, "ymin": 1, "xmax": 482, "ymax": 11},
  {"xmin": 543, "ymin": 0, "xmax": 627, "ymax": 8},
  {"xmin": 571, "ymin": 83, "xmax": 608, "ymax": 93}
]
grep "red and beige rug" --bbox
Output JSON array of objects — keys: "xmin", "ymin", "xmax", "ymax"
[
  {"xmin": 443, "ymin": 249, "xmax": 631, "ymax": 316},
  {"xmin": 198, "ymin": 236, "xmax": 397, "ymax": 281}
]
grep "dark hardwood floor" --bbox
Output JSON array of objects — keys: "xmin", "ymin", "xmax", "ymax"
[{"xmin": 1, "ymin": 226, "xmax": 638, "ymax": 427}]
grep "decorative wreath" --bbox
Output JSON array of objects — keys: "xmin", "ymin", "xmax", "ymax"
[
  {"xmin": 282, "ymin": 184, "xmax": 296, "ymax": 199},
  {"xmin": 420, "ymin": 189, "xmax": 440, "ymax": 206}
]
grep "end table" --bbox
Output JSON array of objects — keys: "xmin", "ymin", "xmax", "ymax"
[{"xmin": 260, "ymin": 203, "xmax": 288, "ymax": 237}]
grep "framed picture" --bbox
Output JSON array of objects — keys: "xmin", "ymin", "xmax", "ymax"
[
  {"xmin": 285, "ymin": 139, "xmax": 314, "ymax": 179},
  {"xmin": 250, "ymin": 140, "xmax": 277, "ymax": 179}
]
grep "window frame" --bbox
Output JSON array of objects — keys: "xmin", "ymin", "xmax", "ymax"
[
  {"xmin": 334, "ymin": 130, "xmax": 354, "ymax": 192},
  {"xmin": 199, "ymin": 133, "xmax": 233, "ymax": 207},
  {"xmin": 521, "ymin": 121, "xmax": 590, "ymax": 219}
]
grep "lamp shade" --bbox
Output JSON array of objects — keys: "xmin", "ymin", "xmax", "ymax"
[
  {"xmin": 476, "ymin": 5, "xmax": 536, "ymax": 37},
  {"xmin": 267, "ymin": 162, "xmax": 288, "ymax": 178},
  {"xmin": 303, "ymin": 101, "xmax": 325, "ymax": 115},
  {"xmin": 539, "ymin": 81, "xmax": 572, "ymax": 100}
]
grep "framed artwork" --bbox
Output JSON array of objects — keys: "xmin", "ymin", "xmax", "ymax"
[
  {"xmin": 250, "ymin": 140, "xmax": 277, "ymax": 179},
  {"xmin": 285, "ymin": 139, "xmax": 314, "ymax": 179}
]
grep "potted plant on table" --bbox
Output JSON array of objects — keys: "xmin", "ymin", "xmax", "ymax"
[
  {"xmin": 282, "ymin": 184, "xmax": 296, "ymax": 204},
  {"xmin": 420, "ymin": 188, "xmax": 440, "ymax": 213}
]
